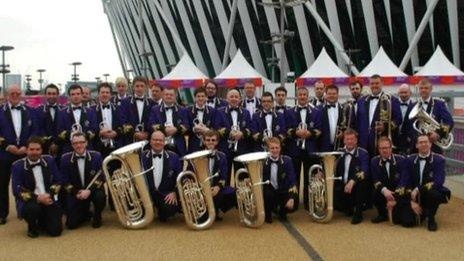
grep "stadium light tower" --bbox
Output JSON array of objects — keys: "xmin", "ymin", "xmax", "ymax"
[
  {"xmin": 0, "ymin": 45, "xmax": 14, "ymax": 94},
  {"xmin": 37, "ymin": 69, "xmax": 46, "ymax": 91},
  {"xmin": 70, "ymin": 62, "xmax": 82, "ymax": 82}
]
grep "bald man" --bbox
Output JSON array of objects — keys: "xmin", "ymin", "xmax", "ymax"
[
  {"xmin": 0, "ymin": 85, "xmax": 39, "ymax": 223},
  {"xmin": 396, "ymin": 84, "xmax": 415, "ymax": 155}
]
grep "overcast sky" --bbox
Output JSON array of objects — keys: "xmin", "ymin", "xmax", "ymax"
[{"xmin": 0, "ymin": 0, "xmax": 123, "ymax": 90}]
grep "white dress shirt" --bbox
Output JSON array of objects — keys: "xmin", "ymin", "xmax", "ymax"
[
  {"xmin": 196, "ymin": 106, "xmax": 205, "ymax": 123},
  {"xmin": 264, "ymin": 110, "xmax": 273, "ymax": 133},
  {"xmin": 29, "ymin": 159, "xmax": 46, "ymax": 195},
  {"xmin": 48, "ymin": 103, "xmax": 57, "ymax": 121},
  {"xmin": 420, "ymin": 97, "xmax": 431, "ymax": 111},
  {"xmin": 101, "ymin": 103, "xmax": 113, "ymax": 129},
  {"xmin": 165, "ymin": 104, "xmax": 174, "ymax": 125},
  {"xmin": 400, "ymin": 99, "xmax": 410, "ymax": 122},
  {"xmin": 369, "ymin": 96, "xmax": 379, "ymax": 126},
  {"xmin": 327, "ymin": 104, "xmax": 338, "ymax": 144},
  {"xmin": 270, "ymin": 157, "xmax": 279, "ymax": 189},
  {"xmin": 231, "ymin": 109, "xmax": 238, "ymax": 126},
  {"xmin": 77, "ymin": 156, "xmax": 86, "ymax": 187},
  {"xmin": 343, "ymin": 148, "xmax": 356, "ymax": 183},
  {"xmin": 152, "ymin": 151, "xmax": 164, "ymax": 189},
  {"xmin": 245, "ymin": 97, "xmax": 256, "ymax": 118},
  {"xmin": 134, "ymin": 96, "xmax": 145, "ymax": 123},
  {"xmin": 9, "ymin": 103, "xmax": 22, "ymax": 140},
  {"xmin": 418, "ymin": 153, "xmax": 430, "ymax": 185},
  {"xmin": 299, "ymin": 106, "xmax": 307, "ymax": 125}
]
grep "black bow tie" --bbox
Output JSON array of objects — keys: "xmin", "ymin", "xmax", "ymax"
[
  {"xmin": 72, "ymin": 106, "xmax": 82, "ymax": 111},
  {"xmin": 297, "ymin": 106, "xmax": 307, "ymax": 112},
  {"xmin": 135, "ymin": 97, "xmax": 144, "ymax": 102},
  {"xmin": 102, "ymin": 104, "xmax": 110, "ymax": 109},
  {"xmin": 422, "ymin": 101, "xmax": 429, "ymax": 105},
  {"xmin": 207, "ymin": 154, "xmax": 216, "ymax": 159},
  {"xmin": 229, "ymin": 107, "xmax": 239, "ymax": 112},
  {"xmin": 152, "ymin": 153, "xmax": 162, "ymax": 159},
  {"xmin": 29, "ymin": 162, "xmax": 42, "ymax": 168},
  {"xmin": 269, "ymin": 157, "xmax": 280, "ymax": 164},
  {"xmin": 400, "ymin": 102, "xmax": 408, "ymax": 106},
  {"xmin": 382, "ymin": 159, "xmax": 391, "ymax": 164},
  {"xmin": 196, "ymin": 108, "xmax": 205, "ymax": 112},
  {"xmin": 47, "ymin": 104, "xmax": 57, "ymax": 109},
  {"xmin": 345, "ymin": 152, "xmax": 354, "ymax": 157},
  {"xmin": 327, "ymin": 104, "xmax": 336, "ymax": 108},
  {"xmin": 263, "ymin": 111, "xmax": 272, "ymax": 116},
  {"xmin": 76, "ymin": 155, "xmax": 86, "ymax": 160},
  {"xmin": 246, "ymin": 99, "xmax": 254, "ymax": 104},
  {"xmin": 370, "ymin": 96, "xmax": 379, "ymax": 100},
  {"xmin": 275, "ymin": 106, "xmax": 285, "ymax": 111},
  {"xmin": 207, "ymin": 98, "xmax": 215, "ymax": 103},
  {"xmin": 11, "ymin": 105, "xmax": 22, "ymax": 110},
  {"xmin": 165, "ymin": 106, "xmax": 173, "ymax": 111},
  {"xmin": 419, "ymin": 157, "xmax": 428, "ymax": 161}
]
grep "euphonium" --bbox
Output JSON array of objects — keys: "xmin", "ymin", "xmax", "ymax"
[
  {"xmin": 176, "ymin": 150, "xmax": 218, "ymax": 230},
  {"xmin": 102, "ymin": 141, "xmax": 155, "ymax": 229},
  {"xmin": 408, "ymin": 103, "xmax": 454, "ymax": 150},
  {"xmin": 234, "ymin": 152, "xmax": 270, "ymax": 228},
  {"xmin": 307, "ymin": 151, "xmax": 343, "ymax": 223}
]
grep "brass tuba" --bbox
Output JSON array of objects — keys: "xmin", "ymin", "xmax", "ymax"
[
  {"xmin": 176, "ymin": 150, "xmax": 218, "ymax": 230},
  {"xmin": 234, "ymin": 152, "xmax": 270, "ymax": 228},
  {"xmin": 102, "ymin": 141, "xmax": 155, "ymax": 229},
  {"xmin": 307, "ymin": 151, "xmax": 343, "ymax": 223},
  {"xmin": 408, "ymin": 103, "xmax": 454, "ymax": 150}
]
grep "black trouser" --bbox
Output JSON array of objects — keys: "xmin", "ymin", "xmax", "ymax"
[
  {"xmin": 263, "ymin": 185, "xmax": 291, "ymax": 218},
  {"xmin": 373, "ymin": 189, "xmax": 405, "ymax": 223},
  {"xmin": 220, "ymin": 190, "xmax": 237, "ymax": 213},
  {"xmin": 66, "ymin": 189, "xmax": 106, "ymax": 229},
  {"xmin": 292, "ymin": 153, "xmax": 318, "ymax": 210},
  {"xmin": 0, "ymin": 159, "xmax": 16, "ymax": 219},
  {"xmin": 334, "ymin": 179, "xmax": 368, "ymax": 216},
  {"xmin": 152, "ymin": 191, "xmax": 178, "ymax": 221},
  {"xmin": 23, "ymin": 201, "xmax": 62, "ymax": 236}
]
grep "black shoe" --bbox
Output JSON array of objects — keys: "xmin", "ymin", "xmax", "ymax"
[
  {"xmin": 265, "ymin": 216, "xmax": 273, "ymax": 224},
  {"xmin": 371, "ymin": 215, "xmax": 388, "ymax": 224},
  {"xmin": 92, "ymin": 217, "xmax": 102, "ymax": 228},
  {"xmin": 351, "ymin": 214, "xmax": 363, "ymax": 224},
  {"xmin": 428, "ymin": 218, "xmax": 438, "ymax": 231},
  {"xmin": 27, "ymin": 229, "xmax": 39, "ymax": 238},
  {"xmin": 0, "ymin": 218, "xmax": 6, "ymax": 225}
]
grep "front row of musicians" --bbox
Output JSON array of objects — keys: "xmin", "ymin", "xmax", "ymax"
[{"xmin": 11, "ymin": 129, "xmax": 449, "ymax": 238}]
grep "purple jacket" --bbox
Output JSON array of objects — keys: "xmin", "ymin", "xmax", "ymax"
[
  {"xmin": 186, "ymin": 105, "xmax": 223, "ymax": 153},
  {"xmin": 141, "ymin": 150, "xmax": 182, "ymax": 198},
  {"xmin": 57, "ymin": 105, "xmax": 98, "ymax": 153}
]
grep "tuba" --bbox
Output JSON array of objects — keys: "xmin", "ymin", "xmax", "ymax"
[
  {"xmin": 102, "ymin": 141, "xmax": 155, "ymax": 229},
  {"xmin": 176, "ymin": 150, "xmax": 218, "ymax": 230},
  {"xmin": 234, "ymin": 152, "xmax": 270, "ymax": 228},
  {"xmin": 307, "ymin": 151, "xmax": 343, "ymax": 223},
  {"xmin": 408, "ymin": 103, "xmax": 453, "ymax": 150}
]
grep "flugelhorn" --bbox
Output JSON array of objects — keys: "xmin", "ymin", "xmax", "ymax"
[
  {"xmin": 176, "ymin": 150, "xmax": 218, "ymax": 230},
  {"xmin": 307, "ymin": 151, "xmax": 343, "ymax": 223},
  {"xmin": 234, "ymin": 152, "xmax": 269, "ymax": 228},
  {"xmin": 102, "ymin": 141, "xmax": 155, "ymax": 229}
]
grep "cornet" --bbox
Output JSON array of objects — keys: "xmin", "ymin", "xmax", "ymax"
[
  {"xmin": 99, "ymin": 121, "xmax": 114, "ymax": 148},
  {"xmin": 261, "ymin": 129, "xmax": 273, "ymax": 151},
  {"xmin": 164, "ymin": 123, "xmax": 176, "ymax": 149},
  {"xmin": 296, "ymin": 122, "xmax": 307, "ymax": 150},
  {"xmin": 228, "ymin": 124, "xmax": 240, "ymax": 152},
  {"xmin": 70, "ymin": 123, "xmax": 83, "ymax": 141},
  {"xmin": 133, "ymin": 123, "xmax": 145, "ymax": 142},
  {"xmin": 193, "ymin": 118, "xmax": 206, "ymax": 147}
]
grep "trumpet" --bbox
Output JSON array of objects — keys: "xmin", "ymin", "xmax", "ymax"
[
  {"xmin": 234, "ymin": 152, "xmax": 269, "ymax": 228},
  {"xmin": 307, "ymin": 151, "xmax": 343, "ymax": 222},
  {"xmin": 99, "ymin": 121, "xmax": 115, "ymax": 148},
  {"xmin": 228, "ymin": 124, "xmax": 240, "ymax": 152},
  {"xmin": 296, "ymin": 122, "xmax": 307, "ymax": 150},
  {"xmin": 164, "ymin": 123, "xmax": 176, "ymax": 149},
  {"xmin": 176, "ymin": 150, "xmax": 218, "ymax": 230},
  {"xmin": 70, "ymin": 123, "xmax": 83, "ymax": 141}
]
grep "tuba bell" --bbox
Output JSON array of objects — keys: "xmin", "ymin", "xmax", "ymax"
[
  {"xmin": 176, "ymin": 150, "xmax": 218, "ymax": 230},
  {"xmin": 307, "ymin": 151, "xmax": 343, "ymax": 223},
  {"xmin": 102, "ymin": 141, "xmax": 155, "ymax": 229},
  {"xmin": 408, "ymin": 103, "xmax": 453, "ymax": 150},
  {"xmin": 234, "ymin": 152, "xmax": 270, "ymax": 228}
]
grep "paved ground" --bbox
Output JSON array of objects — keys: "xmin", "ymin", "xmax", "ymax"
[{"xmin": 0, "ymin": 194, "xmax": 463, "ymax": 261}]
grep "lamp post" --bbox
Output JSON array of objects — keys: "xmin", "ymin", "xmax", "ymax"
[
  {"xmin": 95, "ymin": 77, "xmax": 101, "ymax": 85},
  {"xmin": 70, "ymin": 62, "xmax": 82, "ymax": 82},
  {"xmin": 103, "ymin": 73, "xmax": 110, "ymax": 82},
  {"xmin": 25, "ymin": 74, "xmax": 32, "ymax": 92},
  {"xmin": 0, "ymin": 45, "xmax": 14, "ymax": 94},
  {"xmin": 37, "ymin": 69, "xmax": 46, "ymax": 91}
]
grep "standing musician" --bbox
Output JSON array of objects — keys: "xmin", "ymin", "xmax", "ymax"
[
  {"xmin": 35, "ymin": 84, "xmax": 64, "ymax": 159},
  {"xmin": 318, "ymin": 84, "xmax": 354, "ymax": 152},
  {"xmin": 370, "ymin": 136, "xmax": 408, "ymax": 224},
  {"xmin": 262, "ymin": 138, "xmax": 297, "ymax": 223},
  {"xmin": 410, "ymin": 78, "xmax": 454, "ymax": 154},
  {"xmin": 334, "ymin": 129, "xmax": 369, "ymax": 224},
  {"xmin": 61, "ymin": 132, "xmax": 106, "ymax": 229},
  {"xmin": 82, "ymin": 86, "xmax": 95, "ymax": 108},
  {"xmin": 217, "ymin": 89, "xmax": 252, "ymax": 181},
  {"xmin": 357, "ymin": 74, "xmax": 402, "ymax": 155},
  {"xmin": 149, "ymin": 88, "xmax": 189, "ymax": 156},
  {"xmin": 119, "ymin": 76, "xmax": 154, "ymax": 144},
  {"xmin": 286, "ymin": 87, "xmax": 322, "ymax": 210},
  {"xmin": 400, "ymin": 134, "xmax": 450, "ymax": 231},
  {"xmin": 150, "ymin": 83, "xmax": 164, "ymax": 106},
  {"xmin": 57, "ymin": 84, "xmax": 98, "ymax": 153},
  {"xmin": 142, "ymin": 131, "xmax": 181, "ymax": 222},
  {"xmin": 186, "ymin": 87, "xmax": 223, "ymax": 154},
  {"xmin": 205, "ymin": 80, "xmax": 227, "ymax": 109},
  {"xmin": 274, "ymin": 86, "xmax": 291, "ymax": 114},
  {"xmin": 240, "ymin": 81, "xmax": 262, "ymax": 120},
  {"xmin": 396, "ymin": 84, "xmax": 415, "ymax": 155},
  {"xmin": 11, "ymin": 137, "xmax": 63, "ymax": 238},
  {"xmin": 251, "ymin": 92, "xmax": 286, "ymax": 151},
  {"xmin": 310, "ymin": 80, "xmax": 325, "ymax": 107},
  {"xmin": 111, "ymin": 77, "xmax": 130, "ymax": 106},
  {"xmin": 0, "ymin": 85, "xmax": 38, "ymax": 224},
  {"xmin": 348, "ymin": 80, "xmax": 363, "ymax": 117}
]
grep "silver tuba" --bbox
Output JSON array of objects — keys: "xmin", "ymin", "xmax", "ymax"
[
  {"xmin": 307, "ymin": 151, "xmax": 343, "ymax": 223},
  {"xmin": 99, "ymin": 121, "xmax": 114, "ymax": 148},
  {"xmin": 234, "ymin": 152, "xmax": 270, "ymax": 228},
  {"xmin": 176, "ymin": 150, "xmax": 218, "ymax": 230},
  {"xmin": 408, "ymin": 103, "xmax": 453, "ymax": 150},
  {"xmin": 102, "ymin": 141, "xmax": 155, "ymax": 229}
]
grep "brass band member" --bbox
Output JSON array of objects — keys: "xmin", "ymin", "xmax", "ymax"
[
  {"xmin": 262, "ymin": 137, "xmax": 297, "ymax": 223},
  {"xmin": 274, "ymin": 86, "xmax": 291, "ymax": 114},
  {"xmin": 111, "ymin": 77, "xmax": 130, "ymax": 106},
  {"xmin": 310, "ymin": 80, "xmax": 325, "ymax": 107},
  {"xmin": 396, "ymin": 84, "xmax": 415, "ymax": 155},
  {"xmin": 150, "ymin": 83, "xmax": 163, "ymax": 106},
  {"xmin": 12, "ymin": 137, "xmax": 63, "ymax": 238},
  {"xmin": 241, "ymin": 81, "xmax": 262, "ymax": 120},
  {"xmin": 205, "ymin": 80, "xmax": 227, "ymax": 109}
]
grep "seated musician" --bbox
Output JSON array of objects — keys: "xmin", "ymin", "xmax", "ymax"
[
  {"xmin": 11, "ymin": 137, "xmax": 63, "ymax": 238},
  {"xmin": 334, "ymin": 128, "xmax": 369, "ymax": 224},
  {"xmin": 61, "ymin": 132, "xmax": 106, "ymax": 229},
  {"xmin": 142, "ymin": 131, "xmax": 182, "ymax": 222},
  {"xmin": 399, "ymin": 134, "xmax": 450, "ymax": 231},
  {"xmin": 262, "ymin": 137, "xmax": 297, "ymax": 223},
  {"xmin": 370, "ymin": 136, "xmax": 408, "ymax": 224}
]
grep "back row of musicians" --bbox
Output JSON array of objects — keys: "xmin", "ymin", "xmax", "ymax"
[{"xmin": 0, "ymin": 74, "xmax": 452, "ymax": 237}]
